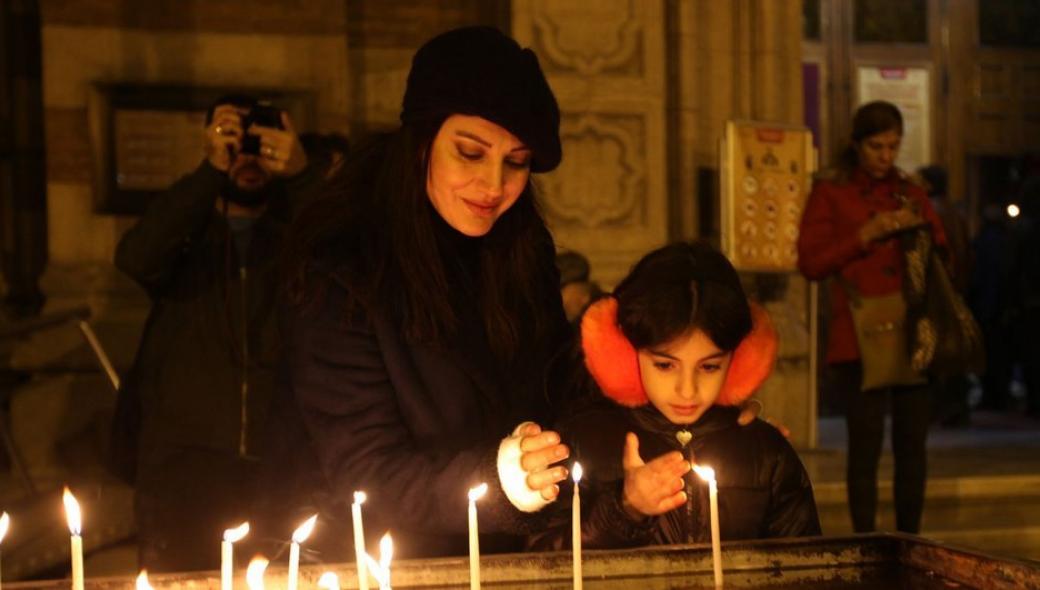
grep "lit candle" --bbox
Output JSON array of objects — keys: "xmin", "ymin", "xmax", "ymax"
[
  {"xmin": 62, "ymin": 487, "xmax": 83, "ymax": 590},
  {"xmin": 136, "ymin": 570, "xmax": 154, "ymax": 590},
  {"xmin": 0, "ymin": 511, "xmax": 10, "ymax": 590},
  {"xmin": 222, "ymin": 522, "xmax": 250, "ymax": 590},
  {"xmin": 317, "ymin": 572, "xmax": 340, "ymax": 590},
  {"xmin": 362, "ymin": 533, "xmax": 393, "ymax": 590},
  {"xmin": 693, "ymin": 465, "xmax": 723, "ymax": 588},
  {"xmin": 288, "ymin": 515, "xmax": 318, "ymax": 590},
  {"xmin": 246, "ymin": 556, "xmax": 268, "ymax": 590},
  {"xmin": 571, "ymin": 463, "xmax": 584, "ymax": 590},
  {"xmin": 351, "ymin": 492, "xmax": 369, "ymax": 590},
  {"xmin": 467, "ymin": 483, "xmax": 488, "ymax": 590}
]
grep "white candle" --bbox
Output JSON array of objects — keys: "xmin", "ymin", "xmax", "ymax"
[
  {"xmin": 246, "ymin": 557, "xmax": 268, "ymax": 590},
  {"xmin": 317, "ymin": 572, "xmax": 340, "ymax": 590},
  {"xmin": 62, "ymin": 488, "xmax": 83, "ymax": 590},
  {"xmin": 222, "ymin": 522, "xmax": 250, "ymax": 590},
  {"xmin": 694, "ymin": 465, "xmax": 723, "ymax": 588},
  {"xmin": 136, "ymin": 570, "xmax": 154, "ymax": 590},
  {"xmin": 572, "ymin": 462, "xmax": 583, "ymax": 590},
  {"xmin": 352, "ymin": 491, "xmax": 370, "ymax": 590},
  {"xmin": 0, "ymin": 511, "xmax": 10, "ymax": 590},
  {"xmin": 467, "ymin": 483, "xmax": 488, "ymax": 590},
  {"xmin": 362, "ymin": 532, "xmax": 393, "ymax": 590},
  {"xmin": 288, "ymin": 515, "xmax": 318, "ymax": 590}
]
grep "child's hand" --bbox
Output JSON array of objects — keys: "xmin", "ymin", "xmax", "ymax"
[{"xmin": 621, "ymin": 432, "xmax": 690, "ymax": 520}]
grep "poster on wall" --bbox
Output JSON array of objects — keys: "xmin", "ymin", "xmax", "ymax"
[
  {"xmin": 720, "ymin": 121, "xmax": 815, "ymax": 273},
  {"xmin": 856, "ymin": 65, "xmax": 931, "ymax": 173}
]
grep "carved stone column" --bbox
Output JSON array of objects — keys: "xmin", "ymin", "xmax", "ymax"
[{"xmin": 513, "ymin": 0, "xmax": 669, "ymax": 287}]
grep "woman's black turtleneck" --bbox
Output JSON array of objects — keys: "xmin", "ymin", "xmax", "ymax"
[{"xmin": 430, "ymin": 205, "xmax": 485, "ymax": 300}]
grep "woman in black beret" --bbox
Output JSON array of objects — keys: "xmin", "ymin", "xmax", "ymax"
[{"xmin": 259, "ymin": 26, "xmax": 573, "ymax": 560}]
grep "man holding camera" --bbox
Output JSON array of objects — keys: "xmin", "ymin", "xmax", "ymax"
[{"xmin": 115, "ymin": 95, "xmax": 322, "ymax": 572}]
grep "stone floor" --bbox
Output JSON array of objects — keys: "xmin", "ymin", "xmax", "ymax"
[{"xmin": 805, "ymin": 410, "xmax": 1040, "ymax": 562}]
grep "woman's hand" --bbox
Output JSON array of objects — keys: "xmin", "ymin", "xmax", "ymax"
[
  {"xmin": 736, "ymin": 399, "xmax": 791, "ymax": 438},
  {"xmin": 518, "ymin": 423, "xmax": 570, "ymax": 501},
  {"xmin": 859, "ymin": 208, "xmax": 925, "ymax": 245},
  {"xmin": 621, "ymin": 432, "xmax": 690, "ymax": 520}
]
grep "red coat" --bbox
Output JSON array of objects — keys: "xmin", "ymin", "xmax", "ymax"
[{"xmin": 797, "ymin": 168, "xmax": 947, "ymax": 364}]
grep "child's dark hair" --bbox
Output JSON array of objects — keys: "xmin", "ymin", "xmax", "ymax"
[{"xmin": 614, "ymin": 241, "xmax": 752, "ymax": 351}]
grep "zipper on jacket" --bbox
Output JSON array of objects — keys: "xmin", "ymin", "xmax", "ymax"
[{"xmin": 238, "ymin": 264, "xmax": 249, "ymax": 458}]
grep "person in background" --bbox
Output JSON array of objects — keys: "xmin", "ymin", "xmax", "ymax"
[
  {"xmin": 797, "ymin": 101, "xmax": 947, "ymax": 534},
  {"xmin": 300, "ymin": 132, "xmax": 350, "ymax": 179},
  {"xmin": 1011, "ymin": 178, "xmax": 1040, "ymax": 419},
  {"xmin": 970, "ymin": 202, "xmax": 1015, "ymax": 412},
  {"xmin": 114, "ymin": 94, "xmax": 321, "ymax": 572},
  {"xmin": 556, "ymin": 250, "xmax": 604, "ymax": 324}
]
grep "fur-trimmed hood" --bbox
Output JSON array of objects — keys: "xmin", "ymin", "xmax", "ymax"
[{"xmin": 579, "ymin": 296, "xmax": 778, "ymax": 408}]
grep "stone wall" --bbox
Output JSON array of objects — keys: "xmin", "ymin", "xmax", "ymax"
[{"xmin": 16, "ymin": 0, "xmax": 813, "ymax": 492}]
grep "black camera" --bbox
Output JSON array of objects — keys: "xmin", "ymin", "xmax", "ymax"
[{"xmin": 239, "ymin": 102, "xmax": 284, "ymax": 155}]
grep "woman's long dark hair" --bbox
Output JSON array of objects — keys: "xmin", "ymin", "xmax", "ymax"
[
  {"xmin": 614, "ymin": 241, "xmax": 752, "ymax": 352},
  {"xmin": 283, "ymin": 120, "xmax": 557, "ymax": 363},
  {"xmin": 835, "ymin": 100, "xmax": 904, "ymax": 178}
]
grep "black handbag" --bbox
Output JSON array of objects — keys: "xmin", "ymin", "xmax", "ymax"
[{"xmin": 903, "ymin": 225, "xmax": 986, "ymax": 378}]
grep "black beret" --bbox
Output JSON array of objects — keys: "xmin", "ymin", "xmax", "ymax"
[{"xmin": 400, "ymin": 26, "xmax": 562, "ymax": 173}]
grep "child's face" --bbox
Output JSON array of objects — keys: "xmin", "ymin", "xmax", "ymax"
[{"xmin": 637, "ymin": 328, "xmax": 733, "ymax": 425}]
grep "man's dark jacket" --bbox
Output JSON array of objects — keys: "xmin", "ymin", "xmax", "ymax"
[
  {"xmin": 114, "ymin": 161, "xmax": 322, "ymax": 478},
  {"xmin": 528, "ymin": 400, "xmax": 821, "ymax": 550}
]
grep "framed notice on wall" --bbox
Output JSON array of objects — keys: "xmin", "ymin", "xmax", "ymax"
[
  {"xmin": 720, "ymin": 120, "xmax": 816, "ymax": 273},
  {"xmin": 87, "ymin": 84, "xmax": 314, "ymax": 215},
  {"xmin": 855, "ymin": 65, "xmax": 931, "ymax": 173}
]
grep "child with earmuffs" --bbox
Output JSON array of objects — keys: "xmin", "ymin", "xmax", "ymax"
[{"xmin": 529, "ymin": 241, "xmax": 820, "ymax": 550}]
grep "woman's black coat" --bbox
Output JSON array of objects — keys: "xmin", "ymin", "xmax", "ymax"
[
  {"xmin": 258, "ymin": 222, "xmax": 570, "ymax": 560},
  {"xmin": 529, "ymin": 399, "xmax": 821, "ymax": 550}
]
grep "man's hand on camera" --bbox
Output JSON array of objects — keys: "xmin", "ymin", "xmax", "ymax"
[
  {"xmin": 251, "ymin": 112, "xmax": 308, "ymax": 177},
  {"xmin": 205, "ymin": 104, "xmax": 245, "ymax": 172}
]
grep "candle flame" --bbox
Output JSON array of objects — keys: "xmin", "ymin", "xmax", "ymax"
[
  {"xmin": 467, "ymin": 483, "xmax": 488, "ymax": 502},
  {"xmin": 317, "ymin": 572, "xmax": 339, "ymax": 590},
  {"xmin": 245, "ymin": 556, "xmax": 269, "ymax": 590},
  {"xmin": 379, "ymin": 532, "xmax": 393, "ymax": 570},
  {"xmin": 223, "ymin": 521, "xmax": 250, "ymax": 543},
  {"xmin": 136, "ymin": 570, "xmax": 154, "ymax": 590},
  {"xmin": 353, "ymin": 490, "xmax": 367, "ymax": 505},
  {"xmin": 291, "ymin": 514, "xmax": 318, "ymax": 544},
  {"xmin": 363, "ymin": 532, "xmax": 394, "ymax": 588},
  {"xmin": 572, "ymin": 462, "xmax": 584, "ymax": 483},
  {"xmin": 62, "ymin": 487, "xmax": 82, "ymax": 535},
  {"xmin": 0, "ymin": 511, "xmax": 9, "ymax": 544},
  {"xmin": 692, "ymin": 464, "xmax": 716, "ymax": 483}
]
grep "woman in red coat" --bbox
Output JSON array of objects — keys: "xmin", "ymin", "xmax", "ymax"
[{"xmin": 797, "ymin": 101, "xmax": 946, "ymax": 534}]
